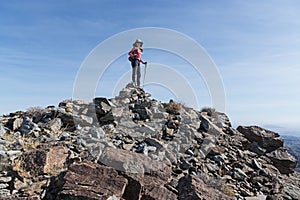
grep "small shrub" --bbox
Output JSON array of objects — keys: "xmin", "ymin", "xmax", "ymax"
[
  {"xmin": 165, "ymin": 100, "xmax": 181, "ymax": 115},
  {"xmin": 26, "ymin": 106, "xmax": 45, "ymax": 116},
  {"xmin": 200, "ymin": 107, "xmax": 216, "ymax": 117}
]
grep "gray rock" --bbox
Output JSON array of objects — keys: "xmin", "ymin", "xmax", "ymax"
[
  {"xmin": 180, "ymin": 158, "xmax": 191, "ymax": 170},
  {"xmin": 134, "ymin": 125, "xmax": 156, "ymax": 136},
  {"xmin": 145, "ymin": 137, "xmax": 163, "ymax": 149},
  {"xmin": 88, "ymin": 127, "xmax": 105, "ymax": 139},
  {"xmin": 211, "ymin": 112, "xmax": 232, "ymax": 129},
  {"xmin": 266, "ymin": 147, "xmax": 297, "ymax": 174},
  {"xmin": 245, "ymin": 195, "xmax": 267, "ymax": 200},
  {"xmin": 205, "ymin": 163, "xmax": 219, "ymax": 173},
  {"xmin": 0, "ymin": 139, "xmax": 6, "ymax": 145},
  {"xmin": 0, "ymin": 145, "xmax": 6, "ymax": 151},
  {"xmin": 283, "ymin": 183, "xmax": 300, "ymax": 200},
  {"xmin": 153, "ymin": 112, "xmax": 168, "ymax": 119},
  {"xmin": 133, "ymin": 107, "xmax": 151, "ymax": 121},
  {"xmin": 126, "ymin": 130, "xmax": 144, "ymax": 139},
  {"xmin": 0, "ymin": 183, "xmax": 9, "ymax": 189},
  {"xmin": 252, "ymin": 159, "xmax": 262, "ymax": 170},
  {"xmin": 119, "ymin": 120, "xmax": 137, "ymax": 129},
  {"xmin": 0, "ymin": 124, "xmax": 5, "ymax": 136},
  {"xmin": 0, "ymin": 150, "xmax": 22, "ymax": 161},
  {"xmin": 79, "ymin": 114, "xmax": 94, "ymax": 125},
  {"xmin": 233, "ymin": 168, "xmax": 248, "ymax": 180},
  {"xmin": 123, "ymin": 143, "xmax": 134, "ymax": 151},
  {"xmin": 123, "ymin": 160, "xmax": 145, "ymax": 174},
  {"xmin": 0, "ymin": 176, "xmax": 12, "ymax": 183},
  {"xmin": 165, "ymin": 149, "xmax": 178, "ymax": 165},
  {"xmin": 100, "ymin": 147, "xmax": 172, "ymax": 180},
  {"xmin": 245, "ymin": 194, "xmax": 267, "ymax": 200},
  {"xmin": 246, "ymin": 141, "xmax": 266, "ymax": 155},
  {"xmin": 107, "ymin": 195, "xmax": 119, "ymax": 200},
  {"xmin": 211, "ymin": 155, "xmax": 225, "ymax": 163},
  {"xmin": 118, "ymin": 90, "xmax": 131, "ymax": 98},
  {"xmin": 94, "ymin": 97, "xmax": 112, "ymax": 114},
  {"xmin": 48, "ymin": 117, "xmax": 62, "ymax": 132},
  {"xmin": 12, "ymin": 117, "xmax": 23, "ymax": 130},
  {"xmin": 88, "ymin": 142, "xmax": 106, "ymax": 162},
  {"xmin": 59, "ymin": 132, "xmax": 71, "ymax": 141},
  {"xmin": 0, "ymin": 189, "xmax": 10, "ymax": 197},
  {"xmin": 111, "ymin": 107, "xmax": 124, "ymax": 117},
  {"xmin": 143, "ymin": 146, "xmax": 157, "ymax": 156},
  {"xmin": 185, "ymin": 149, "xmax": 194, "ymax": 156},
  {"xmin": 199, "ymin": 115, "xmax": 210, "ymax": 132},
  {"xmin": 18, "ymin": 117, "xmax": 37, "ymax": 135}
]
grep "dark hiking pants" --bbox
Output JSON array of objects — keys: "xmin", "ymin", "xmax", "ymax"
[{"xmin": 131, "ymin": 59, "xmax": 141, "ymax": 86}]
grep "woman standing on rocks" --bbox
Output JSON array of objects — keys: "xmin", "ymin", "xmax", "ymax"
[{"xmin": 128, "ymin": 39, "xmax": 147, "ymax": 87}]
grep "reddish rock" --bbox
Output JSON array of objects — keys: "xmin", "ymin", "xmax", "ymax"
[
  {"xmin": 237, "ymin": 126, "xmax": 283, "ymax": 152},
  {"xmin": 44, "ymin": 145, "xmax": 69, "ymax": 175},
  {"xmin": 21, "ymin": 145, "xmax": 69, "ymax": 176},
  {"xmin": 266, "ymin": 147, "xmax": 297, "ymax": 174},
  {"xmin": 178, "ymin": 175, "xmax": 234, "ymax": 200},
  {"xmin": 58, "ymin": 161, "xmax": 128, "ymax": 200},
  {"xmin": 122, "ymin": 174, "xmax": 177, "ymax": 200},
  {"xmin": 141, "ymin": 176, "xmax": 177, "ymax": 200},
  {"xmin": 100, "ymin": 147, "xmax": 175, "ymax": 200}
]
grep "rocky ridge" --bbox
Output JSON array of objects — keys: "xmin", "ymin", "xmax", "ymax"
[{"xmin": 0, "ymin": 83, "xmax": 299, "ymax": 200}]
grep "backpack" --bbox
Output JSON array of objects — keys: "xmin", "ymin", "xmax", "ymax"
[{"xmin": 128, "ymin": 48, "xmax": 139, "ymax": 62}]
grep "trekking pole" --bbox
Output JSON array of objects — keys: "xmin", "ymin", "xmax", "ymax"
[{"xmin": 143, "ymin": 62, "xmax": 147, "ymax": 88}]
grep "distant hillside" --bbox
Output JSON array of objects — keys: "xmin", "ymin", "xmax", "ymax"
[{"xmin": 283, "ymin": 135, "xmax": 300, "ymax": 172}]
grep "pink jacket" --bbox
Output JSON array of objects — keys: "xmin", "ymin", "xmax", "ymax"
[{"xmin": 128, "ymin": 47, "xmax": 146, "ymax": 64}]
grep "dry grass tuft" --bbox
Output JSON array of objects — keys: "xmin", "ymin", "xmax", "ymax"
[
  {"xmin": 26, "ymin": 106, "xmax": 45, "ymax": 117},
  {"xmin": 165, "ymin": 100, "xmax": 182, "ymax": 115}
]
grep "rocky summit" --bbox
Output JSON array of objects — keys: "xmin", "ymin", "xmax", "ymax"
[{"xmin": 0, "ymin": 83, "xmax": 299, "ymax": 200}]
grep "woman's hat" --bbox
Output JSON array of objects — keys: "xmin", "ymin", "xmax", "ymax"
[{"xmin": 133, "ymin": 39, "xmax": 143, "ymax": 47}]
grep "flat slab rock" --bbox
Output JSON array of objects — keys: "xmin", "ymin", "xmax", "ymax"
[
  {"xmin": 266, "ymin": 147, "xmax": 297, "ymax": 174},
  {"xmin": 178, "ymin": 175, "xmax": 234, "ymax": 200},
  {"xmin": 122, "ymin": 174, "xmax": 177, "ymax": 200},
  {"xmin": 237, "ymin": 126, "xmax": 283, "ymax": 152},
  {"xmin": 58, "ymin": 161, "xmax": 128, "ymax": 200},
  {"xmin": 99, "ymin": 147, "xmax": 172, "ymax": 180},
  {"xmin": 21, "ymin": 145, "xmax": 69, "ymax": 176}
]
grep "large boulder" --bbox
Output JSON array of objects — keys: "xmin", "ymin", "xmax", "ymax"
[
  {"xmin": 178, "ymin": 175, "xmax": 234, "ymax": 200},
  {"xmin": 122, "ymin": 174, "xmax": 177, "ymax": 200},
  {"xmin": 237, "ymin": 126, "xmax": 284, "ymax": 152},
  {"xmin": 57, "ymin": 111, "xmax": 76, "ymax": 131},
  {"xmin": 140, "ymin": 176, "xmax": 177, "ymax": 200},
  {"xmin": 266, "ymin": 147, "xmax": 297, "ymax": 174},
  {"xmin": 57, "ymin": 161, "xmax": 128, "ymax": 200},
  {"xmin": 99, "ymin": 147, "xmax": 172, "ymax": 180},
  {"xmin": 18, "ymin": 117, "xmax": 38, "ymax": 135},
  {"xmin": 19, "ymin": 145, "xmax": 69, "ymax": 176},
  {"xmin": 93, "ymin": 97, "xmax": 114, "ymax": 124}
]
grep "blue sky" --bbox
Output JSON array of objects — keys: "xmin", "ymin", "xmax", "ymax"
[{"xmin": 1, "ymin": 0, "xmax": 300, "ymax": 136}]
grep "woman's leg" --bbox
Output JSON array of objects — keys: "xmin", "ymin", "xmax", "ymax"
[
  {"xmin": 136, "ymin": 64, "xmax": 141, "ymax": 87},
  {"xmin": 131, "ymin": 59, "xmax": 139, "ymax": 85},
  {"xmin": 132, "ymin": 66, "xmax": 136, "ymax": 83}
]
